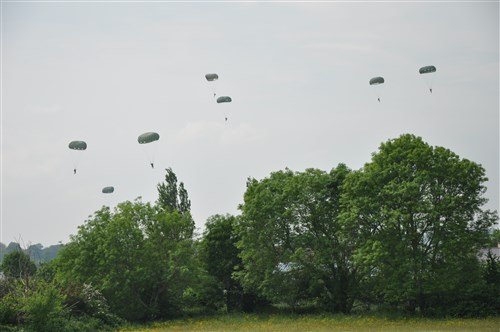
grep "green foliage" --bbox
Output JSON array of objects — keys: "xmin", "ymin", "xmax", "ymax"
[
  {"xmin": 22, "ymin": 280, "xmax": 68, "ymax": 332},
  {"xmin": 1, "ymin": 250, "xmax": 37, "ymax": 280},
  {"xmin": 488, "ymin": 228, "xmax": 500, "ymax": 247},
  {"xmin": 473, "ymin": 252, "xmax": 500, "ymax": 316},
  {"xmin": 0, "ymin": 263, "xmax": 120, "ymax": 331},
  {"xmin": 157, "ymin": 167, "xmax": 191, "ymax": 214},
  {"xmin": 2, "ymin": 136, "xmax": 496, "ymax": 326},
  {"xmin": 237, "ymin": 165, "xmax": 356, "ymax": 313},
  {"xmin": 340, "ymin": 134, "xmax": 498, "ymax": 313},
  {"xmin": 55, "ymin": 198, "xmax": 197, "ymax": 321},
  {"xmin": 483, "ymin": 251, "xmax": 500, "ymax": 286},
  {"xmin": 0, "ymin": 278, "xmax": 65, "ymax": 331},
  {"xmin": 0, "ymin": 243, "xmax": 21, "ymax": 263},
  {"xmin": 0, "ymin": 242, "xmax": 63, "ymax": 265},
  {"xmin": 0, "ymin": 278, "xmax": 23, "ymax": 325},
  {"xmin": 202, "ymin": 215, "xmax": 240, "ymax": 289},
  {"xmin": 29, "ymin": 243, "xmax": 64, "ymax": 264},
  {"xmin": 200, "ymin": 214, "xmax": 263, "ymax": 312}
]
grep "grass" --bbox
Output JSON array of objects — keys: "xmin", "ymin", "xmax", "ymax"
[{"xmin": 119, "ymin": 313, "xmax": 500, "ymax": 332}]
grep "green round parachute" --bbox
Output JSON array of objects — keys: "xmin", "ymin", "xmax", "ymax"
[
  {"xmin": 369, "ymin": 77, "xmax": 385, "ymax": 102},
  {"xmin": 369, "ymin": 77, "xmax": 385, "ymax": 85},
  {"xmin": 419, "ymin": 65, "xmax": 437, "ymax": 93},
  {"xmin": 68, "ymin": 141, "xmax": 87, "ymax": 150},
  {"xmin": 138, "ymin": 132, "xmax": 160, "ymax": 168},
  {"xmin": 102, "ymin": 186, "xmax": 114, "ymax": 194},
  {"xmin": 217, "ymin": 96, "xmax": 232, "ymax": 103},
  {"xmin": 419, "ymin": 65, "xmax": 436, "ymax": 74},
  {"xmin": 138, "ymin": 132, "xmax": 160, "ymax": 144},
  {"xmin": 205, "ymin": 73, "xmax": 219, "ymax": 81},
  {"xmin": 68, "ymin": 140, "xmax": 87, "ymax": 174}
]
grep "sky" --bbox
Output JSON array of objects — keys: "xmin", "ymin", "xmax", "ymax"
[{"xmin": 1, "ymin": 1, "xmax": 499, "ymax": 246}]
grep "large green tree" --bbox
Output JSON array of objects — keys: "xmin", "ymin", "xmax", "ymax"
[
  {"xmin": 1, "ymin": 251, "xmax": 37, "ymax": 280},
  {"xmin": 200, "ymin": 214, "xmax": 241, "ymax": 311},
  {"xmin": 237, "ymin": 165, "xmax": 356, "ymax": 312},
  {"xmin": 340, "ymin": 134, "xmax": 498, "ymax": 313},
  {"xmin": 57, "ymin": 201, "xmax": 196, "ymax": 321},
  {"xmin": 56, "ymin": 169, "xmax": 197, "ymax": 321},
  {"xmin": 200, "ymin": 214, "xmax": 263, "ymax": 312}
]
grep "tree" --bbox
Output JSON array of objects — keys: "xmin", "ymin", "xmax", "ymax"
[
  {"xmin": 481, "ymin": 252, "xmax": 500, "ymax": 315},
  {"xmin": 201, "ymin": 215, "xmax": 239, "ymax": 311},
  {"xmin": 237, "ymin": 165, "xmax": 356, "ymax": 312},
  {"xmin": 55, "ymin": 168, "xmax": 198, "ymax": 321},
  {"xmin": 157, "ymin": 167, "xmax": 191, "ymax": 214},
  {"xmin": 56, "ymin": 199, "xmax": 197, "ymax": 321},
  {"xmin": 487, "ymin": 228, "xmax": 500, "ymax": 247},
  {"xmin": 1, "ymin": 251, "xmax": 37, "ymax": 280},
  {"xmin": 340, "ymin": 134, "xmax": 498, "ymax": 313},
  {"xmin": 200, "ymin": 214, "xmax": 263, "ymax": 312}
]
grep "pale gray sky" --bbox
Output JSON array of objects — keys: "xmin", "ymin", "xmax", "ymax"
[{"xmin": 2, "ymin": 1, "xmax": 499, "ymax": 245}]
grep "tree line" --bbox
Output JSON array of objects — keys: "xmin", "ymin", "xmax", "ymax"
[
  {"xmin": 1, "ymin": 134, "xmax": 499, "ymax": 331},
  {"xmin": 0, "ymin": 242, "xmax": 63, "ymax": 265}
]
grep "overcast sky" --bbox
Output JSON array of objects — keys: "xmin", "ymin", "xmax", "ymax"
[{"xmin": 2, "ymin": 1, "xmax": 499, "ymax": 246}]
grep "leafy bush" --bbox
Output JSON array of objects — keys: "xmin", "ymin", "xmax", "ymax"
[
  {"xmin": 0, "ymin": 280, "xmax": 23, "ymax": 325},
  {"xmin": 0, "ymin": 275, "xmax": 121, "ymax": 331},
  {"xmin": 21, "ymin": 281, "xmax": 68, "ymax": 332}
]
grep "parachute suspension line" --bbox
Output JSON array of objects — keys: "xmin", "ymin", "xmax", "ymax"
[
  {"xmin": 205, "ymin": 73, "xmax": 219, "ymax": 99},
  {"xmin": 139, "ymin": 140, "xmax": 159, "ymax": 169},
  {"xmin": 138, "ymin": 132, "xmax": 160, "ymax": 169},
  {"xmin": 69, "ymin": 151, "xmax": 80, "ymax": 174},
  {"xmin": 371, "ymin": 85, "xmax": 383, "ymax": 103},
  {"xmin": 68, "ymin": 140, "xmax": 87, "ymax": 175},
  {"xmin": 369, "ymin": 76, "xmax": 385, "ymax": 103},
  {"xmin": 419, "ymin": 65, "xmax": 437, "ymax": 94},
  {"xmin": 216, "ymin": 96, "xmax": 232, "ymax": 123},
  {"xmin": 206, "ymin": 74, "xmax": 232, "ymax": 122},
  {"xmin": 422, "ymin": 74, "xmax": 435, "ymax": 94}
]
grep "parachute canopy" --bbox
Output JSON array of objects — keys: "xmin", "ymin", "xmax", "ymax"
[
  {"xmin": 205, "ymin": 73, "xmax": 219, "ymax": 81},
  {"xmin": 369, "ymin": 77, "xmax": 385, "ymax": 85},
  {"xmin": 419, "ymin": 65, "xmax": 436, "ymax": 74},
  {"xmin": 217, "ymin": 96, "xmax": 232, "ymax": 103},
  {"xmin": 138, "ymin": 132, "xmax": 160, "ymax": 144},
  {"xmin": 68, "ymin": 141, "xmax": 87, "ymax": 150},
  {"xmin": 102, "ymin": 186, "xmax": 114, "ymax": 194}
]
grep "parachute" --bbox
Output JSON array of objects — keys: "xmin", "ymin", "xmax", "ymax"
[
  {"xmin": 369, "ymin": 77, "xmax": 385, "ymax": 102},
  {"xmin": 216, "ymin": 96, "xmax": 232, "ymax": 121},
  {"xmin": 419, "ymin": 65, "xmax": 436, "ymax": 74},
  {"xmin": 419, "ymin": 65, "xmax": 437, "ymax": 93},
  {"xmin": 138, "ymin": 132, "xmax": 160, "ymax": 168},
  {"xmin": 205, "ymin": 73, "xmax": 219, "ymax": 81},
  {"xmin": 205, "ymin": 73, "xmax": 219, "ymax": 97},
  {"xmin": 216, "ymin": 96, "xmax": 232, "ymax": 103},
  {"xmin": 68, "ymin": 140, "xmax": 87, "ymax": 174},
  {"xmin": 369, "ymin": 77, "xmax": 385, "ymax": 85},
  {"xmin": 138, "ymin": 132, "xmax": 160, "ymax": 144},
  {"xmin": 68, "ymin": 141, "xmax": 87, "ymax": 150},
  {"xmin": 102, "ymin": 186, "xmax": 114, "ymax": 194}
]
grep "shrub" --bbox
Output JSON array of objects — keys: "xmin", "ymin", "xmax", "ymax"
[{"xmin": 22, "ymin": 281, "xmax": 68, "ymax": 332}]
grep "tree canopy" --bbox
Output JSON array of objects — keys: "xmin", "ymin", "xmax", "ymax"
[
  {"xmin": 1, "ymin": 136, "xmax": 498, "ymax": 331},
  {"xmin": 340, "ymin": 134, "xmax": 497, "ymax": 313},
  {"xmin": 237, "ymin": 165, "xmax": 357, "ymax": 312}
]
